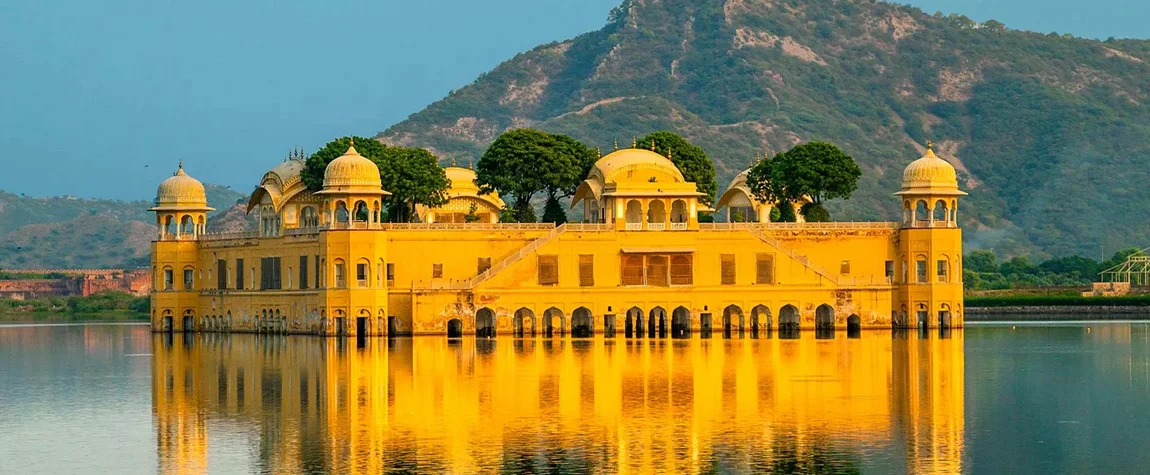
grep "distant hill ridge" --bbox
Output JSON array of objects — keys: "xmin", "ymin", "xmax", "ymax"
[
  {"xmin": 0, "ymin": 185, "xmax": 248, "ymax": 269},
  {"xmin": 378, "ymin": 0, "xmax": 1150, "ymax": 258}
]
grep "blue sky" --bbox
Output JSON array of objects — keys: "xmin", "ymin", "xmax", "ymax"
[{"xmin": 1, "ymin": 0, "xmax": 1146, "ymax": 200}]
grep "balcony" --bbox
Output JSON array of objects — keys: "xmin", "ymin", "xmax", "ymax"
[
  {"xmin": 647, "ymin": 223, "xmax": 666, "ymax": 231},
  {"xmin": 626, "ymin": 223, "xmax": 643, "ymax": 231},
  {"xmin": 670, "ymin": 222, "xmax": 688, "ymax": 231}
]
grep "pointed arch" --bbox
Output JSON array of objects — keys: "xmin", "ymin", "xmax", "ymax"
[
  {"xmin": 571, "ymin": 307, "xmax": 593, "ymax": 338},
  {"xmin": 671, "ymin": 306, "xmax": 691, "ymax": 338},
  {"xmin": 476, "ymin": 307, "xmax": 496, "ymax": 338}
]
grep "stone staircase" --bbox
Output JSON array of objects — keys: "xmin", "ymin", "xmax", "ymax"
[
  {"xmin": 468, "ymin": 224, "xmax": 568, "ymax": 288},
  {"xmin": 748, "ymin": 229, "xmax": 840, "ymax": 286}
]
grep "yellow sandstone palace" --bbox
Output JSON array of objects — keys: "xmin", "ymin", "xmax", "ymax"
[{"xmin": 149, "ymin": 141, "xmax": 965, "ymax": 337}]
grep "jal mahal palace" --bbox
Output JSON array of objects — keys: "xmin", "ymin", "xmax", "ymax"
[{"xmin": 149, "ymin": 140, "xmax": 965, "ymax": 338}]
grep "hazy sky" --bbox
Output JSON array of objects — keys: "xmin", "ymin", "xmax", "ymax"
[{"xmin": 1, "ymin": 0, "xmax": 1147, "ymax": 200}]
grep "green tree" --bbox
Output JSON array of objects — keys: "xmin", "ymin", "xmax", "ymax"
[
  {"xmin": 746, "ymin": 155, "xmax": 800, "ymax": 223},
  {"xmin": 999, "ymin": 256, "xmax": 1037, "ymax": 277},
  {"xmin": 464, "ymin": 203, "xmax": 481, "ymax": 223},
  {"xmin": 542, "ymin": 196, "xmax": 568, "ymax": 224},
  {"xmin": 1101, "ymin": 248, "xmax": 1144, "ymax": 271},
  {"xmin": 477, "ymin": 129, "xmax": 594, "ymax": 223},
  {"xmin": 773, "ymin": 142, "xmax": 861, "ymax": 219},
  {"xmin": 637, "ymin": 131, "xmax": 718, "ymax": 205},
  {"xmin": 1039, "ymin": 255, "xmax": 1100, "ymax": 280},
  {"xmin": 800, "ymin": 202, "xmax": 830, "ymax": 223},
  {"xmin": 301, "ymin": 136, "xmax": 388, "ymax": 192},
  {"xmin": 964, "ymin": 250, "xmax": 999, "ymax": 273},
  {"xmin": 376, "ymin": 146, "xmax": 449, "ymax": 222}
]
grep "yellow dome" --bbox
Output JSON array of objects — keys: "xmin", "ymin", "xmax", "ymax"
[
  {"xmin": 444, "ymin": 166, "xmax": 480, "ymax": 193},
  {"xmin": 151, "ymin": 163, "xmax": 212, "ymax": 211},
  {"xmin": 590, "ymin": 148, "xmax": 685, "ymax": 183},
  {"xmin": 899, "ymin": 144, "xmax": 963, "ymax": 195},
  {"xmin": 318, "ymin": 142, "xmax": 385, "ymax": 195}
]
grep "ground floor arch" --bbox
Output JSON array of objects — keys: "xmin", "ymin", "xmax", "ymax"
[
  {"xmin": 722, "ymin": 305, "xmax": 743, "ymax": 338},
  {"xmin": 671, "ymin": 306, "xmax": 691, "ymax": 338},
  {"xmin": 571, "ymin": 307, "xmax": 593, "ymax": 338},
  {"xmin": 751, "ymin": 305, "xmax": 771, "ymax": 336},
  {"xmin": 514, "ymin": 308, "xmax": 535, "ymax": 337},
  {"xmin": 476, "ymin": 308, "xmax": 496, "ymax": 338},
  {"xmin": 847, "ymin": 314, "xmax": 861, "ymax": 335},
  {"xmin": 649, "ymin": 307, "xmax": 667, "ymax": 338},
  {"xmin": 625, "ymin": 307, "xmax": 643, "ymax": 338},
  {"xmin": 447, "ymin": 318, "xmax": 463, "ymax": 338},
  {"xmin": 543, "ymin": 307, "xmax": 565, "ymax": 337},
  {"xmin": 778, "ymin": 304, "xmax": 799, "ymax": 338}
]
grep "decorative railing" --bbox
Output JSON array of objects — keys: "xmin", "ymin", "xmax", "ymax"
[
  {"xmin": 379, "ymin": 223, "xmax": 554, "ymax": 231},
  {"xmin": 647, "ymin": 223, "xmax": 666, "ymax": 231},
  {"xmin": 625, "ymin": 223, "xmax": 643, "ymax": 231},
  {"xmin": 564, "ymin": 223, "xmax": 613, "ymax": 232},
  {"xmin": 197, "ymin": 230, "xmax": 260, "ymax": 242},
  {"xmin": 670, "ymin": 222, "xmax": 688, "ymax": 231},
  {"xmin": 699, "ymin": 222, "xmax": 899, "ymax": 231}
]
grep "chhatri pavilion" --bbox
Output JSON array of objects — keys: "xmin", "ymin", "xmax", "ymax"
[{"xmin": 149, "ymin": 141, "xmax": 964, "ymax": 337}]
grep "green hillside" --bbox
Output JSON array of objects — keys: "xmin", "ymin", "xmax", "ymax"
[
  {"xmin": 0, "ymin": 185, "xmax": 247, "ymax": 269},
  {"xmin": 378, "ymin": 0, "xmax": 1150, "ymax": 258}
]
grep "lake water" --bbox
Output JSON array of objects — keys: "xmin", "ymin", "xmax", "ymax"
[{"xmin": 1, "ymin": 323, "xmax": 1148, "ymax": 474}]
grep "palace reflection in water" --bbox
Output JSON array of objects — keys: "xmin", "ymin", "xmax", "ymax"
[{"xmin": 152, "ymin": 331, "xmax": 964, "ymax": 474}]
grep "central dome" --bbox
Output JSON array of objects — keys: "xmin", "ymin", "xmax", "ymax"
[
  {"xmin": 152, "ymin": 163, "xmax": 212, "ymax": 211},
  {"xmin": 590, "ymin": 148, "xmax": 685, "ymax": 183},
  {"xmin": 319, "ymin": 142, "xmax": 384, "ymax": 194}
]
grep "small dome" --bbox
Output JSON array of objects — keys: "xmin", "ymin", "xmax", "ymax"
[
  {"xmin": 900, "ymin": 144, "xmax": 961, "ymax": 193},
  {"xmin": 444, "ymin": 166, "xmax": 480, "ymax": 193},
  {"xmin": 152, "ymin": 163, "xmax": 211, "ymax": 210},
  {"xmin": 267, "ymin": 157, "xmax": 305, "ymax": 187},
  {"xmin": 319, "ymin": 142, "xmax": 385, "ymax": 194}
]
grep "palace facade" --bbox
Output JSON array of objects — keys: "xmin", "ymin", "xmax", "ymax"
[{"xmin": 149, "ymin": 141, "xmax": 965, "ymax": 337}]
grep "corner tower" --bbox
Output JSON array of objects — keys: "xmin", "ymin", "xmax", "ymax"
[
  {"xmin": 150, "ymin": 163, "xmax": 213, "ymax": 332},
  {"xmin": 315, "ymin": 140, "xmax": 390, "ymax": 336},
  {"xmin": 894, "ymin": 142, "xmax": 966, "ymax": 329}
]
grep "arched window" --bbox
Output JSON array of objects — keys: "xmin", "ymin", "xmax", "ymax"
[
  {"xmin": 647, "ymin": 201, "xmax": 666, "ymax": 230},
  {"xmin": 180, "ymin": 215, "xmax": 194, "ymax": 235},
  {"xmin": 933, "ymin": 200, "xmax": 947, "ymax": 223},
  {"xmin": 335, "ymin": 201, "xmax": 349, "ymax": 223},
  {"xmin": 903, "ymin": 201, "xmax": 912, "ymax": 225},
  {"xmin": 356, "ymin": 258, "xmax": 370, "ymax": 288},
  {"xmin": 300, "ymin": 206, "xmax": 318, "ymax": 228},
  {"xmin": 353, "ymin": 201, "xmax": 369, "ymax": 222},
  {"xmin": 164, "ymin": 215, "xmax": 175, "ymax": 237},
  {"xmin": 334, "ymin": 259, "xmax": 346, "ymax": 288},
  {"xmin": 162, "ymin": 266, "xmax": 174, "ymax": 290},
  {"xmin": 625, "ymin": 200, "xmax": 643, "ymax": 230},
  {"xmin": 670, "ymin": 200, "xmax": 688, "ymax": 229},
  {"xmin": 183, "ymin": 266, "xmax": 195, "ymax": 290},
  {"xmin": 951, "ymin": 200, "xmax": 958, "ymax": 225},
  {"xmin": 915, "ymin": 200, "xmax": 929, "ymax": 223}
]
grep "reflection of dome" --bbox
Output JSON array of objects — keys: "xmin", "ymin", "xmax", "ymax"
[
  {"xmin": 900, "ymin": 144, "xmax": 961, "ymax": 193},
  {"xmin": 319, "ymin": 142, "xmax": 384, "ymax": 194},
  {"xmin": 590, "ymin": 148, "xmax": 685, "ymax": 183},
  {"xmin": 152, "ymin": 163, "xmax": 212, "ymax": 210}
]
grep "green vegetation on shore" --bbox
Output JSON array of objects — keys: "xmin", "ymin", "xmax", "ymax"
[
  {"xmin": 965, "ymin": 294, "xmax": 1150, "ymax": 308},
  {"xmin": 963, "ymin": 248, "xmax": 1140, "ymax": 291},
  {"xmin": 0, "ymin": 291, "xmax": 148, "ymax": 321}
]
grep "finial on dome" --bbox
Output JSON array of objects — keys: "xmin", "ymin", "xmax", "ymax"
[
  {"xmin": 667, "ymin": 148, "xmax": 672, "ymax": 160},
  {"xmin": 451, "ymin": 157, "xmax": 457, "ymax": 167},
  {"xmin": 468, "ymin": 158, "xmax": 473, "ymax": 170},
  {"xmin": 632, "ymin": 137, "xmax": 637, "ymax": 148},
  {"xmin": 614, "ymin": 139, "xmax": 618, "ymax": 151},
  {"xmin": 650, "ymin": 139, "xmax": 656, "ymax": 151},
  {"xmin": 175, "ymin": 160, "xmax": 185, "ymax": 176},
  {"xmin": 345, "ymin": 137, "xmax": 359, "ymax": 156},
  {"xmin": 597, "ymin": 146, "xmax": 602, "ymax": 158}
]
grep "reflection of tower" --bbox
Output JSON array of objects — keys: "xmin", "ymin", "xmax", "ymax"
[
  {"xmin": 895, "ymin": 142, "xmax": 967, "ymax": 329},
  {"xmin": 891, "ymin": 332, "xmax": 966, "ymax": 474},
  {"xmin": 151, "ymin": 335, "xmax": 208, "ymax": 474}
]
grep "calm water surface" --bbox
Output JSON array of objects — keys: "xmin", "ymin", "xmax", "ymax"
[{"xmin": 1, "ymin": 322, "xmax": 1149, "ymax": 474}]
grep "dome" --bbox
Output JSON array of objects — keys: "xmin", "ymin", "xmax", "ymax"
[
  {"xmin": 590, "ymin": 148, "xmax": 685, "ymax": 183},
  {"xmin": 444, "ymin": 166, "xmax": 481, "ymax": 193},
  {"xmin": 151, "ymin": 163, "xmax": 212, "ymax": 211},
  {"xmin": 898, "ymin": 144, "xmax": 965, "ymax": 195},
  {"xmin": 317, "ymin": 142, "xmax": 386, "ymax": 195},
  {"xmin": 267, "ymin": 157, "xmax": 305, "ymax": 188}
]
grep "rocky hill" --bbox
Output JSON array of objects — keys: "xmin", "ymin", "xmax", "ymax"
[
  {"xmin": 379, "ymin": 0, "xmax": 1150, "ymax": 258},
  {"xmin": 0, "ymin": 185, "xmax": 248, "ymax": 269}
]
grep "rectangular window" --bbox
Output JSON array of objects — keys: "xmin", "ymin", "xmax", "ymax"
[
  {"xmin": 183, "ymin": 269, "xmax": 194, "ymax": 290},
  {"xmin": 578, "ymin": 254, "xmax": 594, "ymax": 287},
  {"xmin": 885, "ymin": 261, "xmax": 895, "ymax": 280},
  {"xmin": 840, "ymin": 260, "xmax": 851, "ymax": 275},
  {"xmin": 335, "ymin": 262, "xmax": 346, "ymax": 288},
  {"xmin": 432, "ymin": 263, "xmax": 443, "ymax": 279},
  {"xmin": 299, "ymin": 256, "xmax": 308, "ymax": 289},
  {"xmin": 538, "ymin": 255, "xmax": 559, "ymax": 286},
  {"xmin": 478, "ymin": 257, "xmax": 491, "ymax": 274},
  {"xmin": 163, "ymin": 268, "xmax": 173, "ymax": 290},
  {"xmin": 377, "ymin": 263, "xmax": 382, "ymax": 287},
  {"xmin": 646, "ymin": 255, "xmax": 669, "ymax": 287},
  {"xmin": 621, "ymin": 255, "xmax": 644, "ymax": 286},
  {"xmin": 357, "ymin": 263, "xmax": 368, "ymax": 287},
  {"xmin": 287, "ymin": 267, "xmax": 292, "ymax": 289},
  {"xmin": 260, "ymin": 257, "xmax": 282, "ymax": 290},
  {"xmin": 386, "ymin": 263, "xmax": 395, "ymax": 284},
  {"xmin": 917, "ymin": 260, "xmax": 928, "ymax": 283},
  {"xmin": 235, "ymin": 258, "xmax": 245, "ymax": 290},
  {"xmin": 756, "ymin": 253, "xmax": 774, "ymax": 285},
  {"xmin": 314, "ymin": 255, "xmax": 320, "ymax": 289},
  {"xmin": 938, "ymin": 260, "xmax": 949, "ymax": 283},
  {"xmin": 720, "ymin": 254, "xmax": 736, "ymax": 285},
  {"xmin": 670, "ymin": 254, "xmax": 693, "ymax": 286}
]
